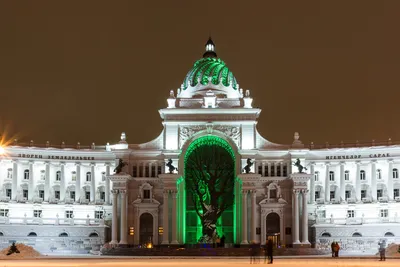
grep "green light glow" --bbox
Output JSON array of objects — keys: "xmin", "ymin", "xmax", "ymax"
[
  {"xmin": 182, "ymin": 135, "xmax": 236, "ymax": 244},
  {"xmin": 183, "ymin": 58, "xmax": 238, "ymax": 90}
]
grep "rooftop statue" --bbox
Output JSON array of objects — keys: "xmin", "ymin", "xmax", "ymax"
[
  {"xmin": 166, "ymin": 159, "xmax": 177, "ymax": 174},
  {"xmin": 114, "ymin": 159, "xmax": 127, "ymax": 174},
  {"xmin": 243, "ymin": 158, "xmax": 253, "ymax": 174},
  {"xmin": 293, "ymin": 158, "xmax": 307, "ymax": 173}
]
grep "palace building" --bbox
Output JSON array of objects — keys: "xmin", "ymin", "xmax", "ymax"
[{"xmin": 0, "ymin": 39, "xmax": 399, "ymax": 254}]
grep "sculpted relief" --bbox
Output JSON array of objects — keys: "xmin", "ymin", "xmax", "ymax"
[{"xmin": 179, "ymin": 125, "xmax": 241, "ymax": 149}]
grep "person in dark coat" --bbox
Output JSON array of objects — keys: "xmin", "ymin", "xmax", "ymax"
[
  {"xmin": 220, "ymin": 235, "xmax": 226, "ymax": 248},
  {"xmin": 265, "ymin": 239, "xmax": 273, "ymax": 264}
]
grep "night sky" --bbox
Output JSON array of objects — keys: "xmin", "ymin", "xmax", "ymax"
[{"xmin": 1, "ymin": 1, "xmax": 400, "ymax": 147}]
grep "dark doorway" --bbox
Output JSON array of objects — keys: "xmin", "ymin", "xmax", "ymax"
[
  {"xmin": 139, "ymin": 213, "xmax": 153, "ymax": 246},
  {"xmin": 266, "ymin": 212, "xmax": 280, "ymax": 248}
]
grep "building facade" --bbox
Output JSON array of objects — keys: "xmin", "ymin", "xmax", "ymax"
[{"xmin": 0, "ymin": 39, "xmax": 399, "ymax": 254}]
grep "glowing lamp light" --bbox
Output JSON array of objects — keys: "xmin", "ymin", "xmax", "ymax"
[
  {"xmin": 0, "ymin": 146, "xmax": 4, "ymax": 155},
  {"xmin": 146, "ymin": 243, "xmax": 153, "ymax": 249}
]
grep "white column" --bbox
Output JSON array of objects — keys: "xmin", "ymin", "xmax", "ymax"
[
  {"xmin": 44, "ymin": 162, "xmax": 50, "ymax": 202},
  {"xmin": 90, "ymin": 164, "xmax": 96, "ymax": 202},
  {"xmin": 60, "ymin": 163, "xmax": 66, "ymax": 202},
  {"xmin": 28, "ymin": 161, "xmax": 34, "ymax": 201},
  {"xmin": 301, "ymin": 189, "xmax": 310, "ymax": 244},
  {"xmin": 162, "ymin": 190, "xmax": 169, "ymax": 244},
  {"xmin": 75, "ymin": 163, "xmax": 81, "ymax": 202},
  {"xmin": 154, "ymin": 162, "xmax": 158, "ymax": 177},
  {"xmin": 371, "ymin": 160, "xmax": 377, "ymax": 202},
  {"xmin": 309, "ymin": 163, "xmax": 315, "ymax": 204},
  {"xmin": 340, "ymin": 162, "xmax": 345, "ymax": 202},
  {"xmin": 171, "ymin": 190, "xmax": 178, "ymax": 244},
  {"xmin": 388, "ymin": 160, "xmax": 394, "ymax": 201},
  {"xmin": 149, "ymin": 162, "xmax": 153, "ymax": 177},
  {"xmin": 355, "ymin": 162, "xmax": 361, "ymax": 202},
  {"xmin": 12, "ymin": 160, "xmax": 18, "ymax": 201},
  {"xmin": 280, "ymin": 162, "xmax": 284, "ymax": 177},
  {"xmin": 105, "ymin": 164, "xmax": 111, "ymax": 204},
  {"xmin": 267, "ymin": 163, "xmax": 271, "ymax": 177},
  {"xmin": 241, "ymin": 190, "xmax": 248, "ymax": 244},
  {"xmin": 119, "ymin": 189, "xmax": 127, "ymax": 244},
  {"xmin": 324, "ymin": 163, "xmax": 330, "ymax": 203},
  {"xmin": 110, "ymin": 189, "xmax": 119, "ymax": 244},
  {"xmin": 292, "ymin": 190, "xmax": 300, "ymax": 244},
  {"xmin": 250, "ymin": 190, "xmax": 257, "ymax": 242}
]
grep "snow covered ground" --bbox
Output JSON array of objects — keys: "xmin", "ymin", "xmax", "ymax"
[{"xmin": 0, "ymin": 258, "xmax": 398, "ymax": 267}]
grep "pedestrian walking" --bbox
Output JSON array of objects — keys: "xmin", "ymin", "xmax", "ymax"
[
  {"xmin": 264, "ymin": 239, "xmax": 273, "ymax": 264},
  {"xmin": 378, "ymin": 240, "xmax": 386, "ymax": 261}
]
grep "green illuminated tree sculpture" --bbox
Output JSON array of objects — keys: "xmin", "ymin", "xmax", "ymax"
[{"xmin": 185, "ymin": 136, "xmax": 235, "ymax": 243}]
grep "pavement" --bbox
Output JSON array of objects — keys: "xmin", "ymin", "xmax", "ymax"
[{"xmin": 0, "ymin": 258, "xmax": 399, "ymax": 267}]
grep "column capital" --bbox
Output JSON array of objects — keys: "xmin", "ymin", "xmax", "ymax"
[
  {"xmin": 11, "ymin": 159, "xmax": 18, "ymax": 164},
  {"xmin": 119, "ymin": 189, "xmax": 126, "ymax": 195},
  {"xmin": 29, "ymin": 161, "xmax": 34, "ymax": 165},
  {"xmin": 371, "ymin": 160, "xmax": 377, "ymax": 164},
  {"xmin": 60, "ymin": 162, "xmax": 66, "ymax": 166},
  {"xmin": 163, "ymin": 190, "xmax": 169, "ymax": 196},
  {"xmin": 339, "ymin": 161, "xmax": 346, "ymax": 166},
  {"xmin": 105, "ymin": 162, "xmax": 111, "ymax": 167},
  {"xmin": 309, "ymin": 162, "xmax": 316, "ymax": 166},
  {"xmin": 171, "ymin": 191, "xmax": 178, "ymax": 198},
  {"xmin": 250, "ymin": 190, "xmax": 257, "ymax": 196},
  {"xmin": 262, "ymin": 162, "xmax": 265, "ymax": 166},
  {"xmin": 387, "ymin": 159, "xmax": 394, "ymax": 164},
  {"xmin": 45, "ymin": 161, "xmax": 51, "ymax": 166},
  {"xmin": 292, "ymin": 189, "xmax": 300, "ymax": 195},
  {"xmin": 301, "ymin": 189, "xmax": 309, "ymax": 195},
  {"xmin": 90, "ymin": 163, "xmax": 96, "ymax": 167},
  {"xmin": 355, "ymin": 161, "xmax": 361, "ymax": 165},
  {"xmin": 111, "ymin": 189, "xmax": 119, "ymax": 195},
  {"xmin": 325, "ymin": 162, "xmax": 330, "ymax": 166},
  {"xmin": 241, "ymin": 189, "xmax": 248, "ymax": 195},
  {"xmin": 75, "ymin": 162, "xmax": 81, "ymax": 166}
]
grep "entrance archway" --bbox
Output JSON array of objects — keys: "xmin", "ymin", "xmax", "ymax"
[
  {"xmin": 266, "ymin": 212, "xmax": 280, "ymax": 248},
  {"xmin": 184, "ymin": 135, "xmax": 236, "ymax": 244},
  {"xmin": 139, "ymin": 213, "xmax": 153, "ymax": 246}
]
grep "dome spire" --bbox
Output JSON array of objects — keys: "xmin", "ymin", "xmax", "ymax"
[{"xmin": 203, "ymin": 37, "xmax": 217, "ymax": 58}]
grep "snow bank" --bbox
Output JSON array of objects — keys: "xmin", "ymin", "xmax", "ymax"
[{"xmin": 0, "ymin": 243, "xmax": 41, "ymax": 259}]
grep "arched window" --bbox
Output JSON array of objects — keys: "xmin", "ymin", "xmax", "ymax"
[
  {"xmin": 360, "ymin": 170, "xmax": 366, "ymax": 181},
  {"xmin": 321, "ymin": 232, "xmax": 331, "ymax": 237},
  {"xmin": 345, "ymin": 170, "xmax": 350, "ymax": 181},
  {"xmin": 40, "ymin": 170, "xmax": 46, "ymax": 180},
  {"xmin": 352, "ymin": 232, "xmax": 362, "ymax": 237},
  {"xmin": 86, "ymin": 172, "xmax": 91, "ymax": 182},
  {"xmin": 28, "ymin": 232, "xmax": 37, "ymax": 237},
  {"xmin": 384, "ymin": 232, "xmax": 394, "ymax": 237},
  {"xmin": 71, "ymin": 171, "xmax": 77, "ymax": 181},
  {"xmin": 89, "ymin": 232, "xmax": 99, "ymax": 237},
  {"xmin": 0, "ymin": 232, "xmax": 4, "ymax": 236},
  {"xmin": 314, "ymin": 171, "xmax": 319, "ymax": 182},
  {"xmin": 24, "ymin": 169, "xmax": 30, "ymax": 180},
  {"xmin": 393, "ymin": 168, "xmax": 398, "ymax": 179},
  {"xmin": 59, "ymin": 232, "xmax": 68, "ymax": 237},
  {"xmin": 56, "ymin": 171, "xmax": 61, "ymax": 181},
  {"xmin": 377, "ymin": 169, "xmax": 382, "ymax": 180},
  {"xmin": 7, "ymin": 168, "xmax": 12, "ymax": 179},
  {"xmin": 329, "ymin": 171, "xmax": 335, "ymax": 181}
]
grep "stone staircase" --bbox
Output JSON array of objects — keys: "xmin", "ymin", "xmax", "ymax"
[{"xmin": 102, "ymin": 247, "xmax": 328, "ymax": 257}]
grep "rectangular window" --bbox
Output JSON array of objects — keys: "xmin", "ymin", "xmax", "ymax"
[
  {"xmin": 95, "ymin": 211, "xmax": 104, "ymax": 219},
  {"xmin": 65, "ymin": 210, "xmax": 74, "ymax": 219},
  {"xmin": 258, "ymin": 165, "xmax": 262, "ymax": 175},
  {"xmin": 139, "ymin": 166, "xmax": 143, "ymax": 177},
  {"xmin": 361, "ymin": 190, "xmax": 367, "ymax": 199},
  {"xmin": 329, "ymin": 171, "xmax": 335, "ymax": 181},
  {"xmin": 143, "ymin": 189, "xmax": 151, "ymax": 199},
  {"xmin": 157, "ymin": 165, "xmax": 162, "ymax": 175},
  {"xmin": 317, "ymin": 210, "xmax": 326, "ymax": 218},
  {"xmin": 56, "ymin": 171, "xmax": 61, "ymax": 181},
  {"xmin": 345, "ymin": 190, "xmax": 351, "ymax": 200},
  {"xmin": 23, "ymin": 189, "xmax": 28, "ymax": 198},
  {"xmin": 315, "ymin": 191, "xmax": 320, "ymax": 200},
  {"xmin": 269, "ymin": 189, "xmax": 277, "ymax": 199},
  {"xmin": 394, "ymin": 189, "xmax": 399, "ymax": 198},
  {"xmin": 70, "ymin": 191, "xmax": 75, "ymax": 200},
  {"xmin": 347, "ymin": 210, "xmax": 355, "ymax": 218},
  {"xmin": 314, "ymin": 172, "xmax": 319, "ymax": 182},
  {"xmin": 0, "ymin": 209, "xmax": 9, "ymax": 217},
  {"xmin": 39, "ymin": 190, "xmax": 44, "ymax": 199},
  {"xmin": 283, "ymin": 165, "xmax": 287, "ymax": 176},
  {"xmin": 55, "ymin": 190, "xmax": 60, "ymax": 199},
  {"xmin": 85, "ymin": 191, "xmax": 90, "ymax": 200},
  {"xmin": 380, "ymin": 209, "xmax": 388, "ymax": 218},
  {"xmin": 145, "ymin": 164, "xmax": 150, "ymax": 177},
  {"xmin": 330, "ymin": 191, "xmax": 335, "ymax": 200},
  {"xmin": 393, "ymin": 169, "xmax": 399, "ymax": 179},
  {"xmin": 132, "ymin": 166, "xmax": 137, "ymax": 177},
  {"xmin": 33, "ymin": 210, "xmax": 42, "ymax": 218},
  {"xmin": 71, "ymin": 172, "xmax": 77, "ymax": 181},
  {"xmin": 360, "ymin": 171, "xmax": 366, "ymax": 180},
  {"xmin": 101, "ymin": 192, "xmax": 105, "ymax": 200},
  {"xmin": 377, "ymin": 189, "xmax": 383, "ymax": 198},
  {"xmin": 345, "ymin": 171, "xmax": 349, "ymax": 181},
  {"xmin": 6, "ymin": 189, "xmax": 11, "ymax": 198}
]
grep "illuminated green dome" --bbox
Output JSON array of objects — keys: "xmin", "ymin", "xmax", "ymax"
[{"xmin": 183, "ymin": 57, "xmax": 238, "ymax": 90}]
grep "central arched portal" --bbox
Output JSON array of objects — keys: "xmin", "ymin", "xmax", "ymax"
[
  {"xmin": 139, "ymin": 213, "xmax": 153, "ymax": 246},
  {"xmin": 266, "ymin": 212, "xmax": 280, "ymax": 248},
  {"xmin": 183, "ymin": 135, "xmax": 236, "ymax": 244}
]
